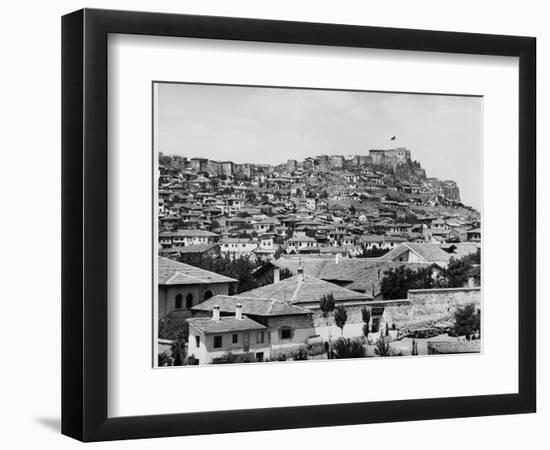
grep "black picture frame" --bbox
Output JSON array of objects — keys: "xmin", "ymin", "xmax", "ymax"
[{"xmin": 62, "ymin": 8, "xmax": 536, "ymax": 442}]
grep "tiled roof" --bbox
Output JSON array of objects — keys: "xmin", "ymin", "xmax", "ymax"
[
  {"xmin": 187, "ymin": 316, "xmax": 266, "ymax": 334},
  {"xmin": 158, "ymin": 257, "xmax": 236, "ymax": 285},
  {"xmin": 255, "ymin": 217, "xmax": 280, "ymax": 225},
  {"xmin": 288, "ymin": 236, "xmax": 317, "ymax": 242},
  {"xmin": 220, "ymin": 238, "xmax": 253, "ymax": 244},
  {"xmin": 235, "ymin": 274, "xmax": 372, "ymax": 305},
  {"xmin": 270, "ymin": 257, "xmax": 432, "ymax": 296},
  {"xmin": 159, "ymin": 230, "xmax": 219, "ymax": 237},
  {"xmin": 192, "ymin": 295, "xmax": 311, "ymax": 316},
  {"xmin": 381, "ymin": 243, "xmax": 478, "ymax": 264}
]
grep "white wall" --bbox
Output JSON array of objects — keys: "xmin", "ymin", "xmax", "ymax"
[{"xmin": 0, "ymin": 0, "xmax": 546, "ymax": 449}]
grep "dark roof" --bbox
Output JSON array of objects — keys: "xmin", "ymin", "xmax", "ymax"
[
  {"xmin": 187, "ymin": 316, "xmax": 266, "ymax": 334},
  {"xmin": 158, "ymin": 257, "xmax": 236, "ymax": 285},
  {"xmin": 192, "ymin": 295, "xmax": 311, "ymax": 316}
]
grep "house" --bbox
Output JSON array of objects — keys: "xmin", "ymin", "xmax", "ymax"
[
  {"xmin": 219, "ymin": 238, "xmax": 258, "ymax": 259},
  {"xmin": 380, "ymin": 242, "xmax": 479, "ymax": 267},
  {"xmin": 158, "ymin": 257, "xmax": 237, "ymax": 318},
  {"xmin": 187, "ymin": 305, "xmax": 269, "ymax": 364},
  {"xmin": 192, "ymin": 296, "xmax": 314, "ymax": 362},
  {"xmin": 287, "ymin": 235, "xmax": 318, "ymax": 253},
  {"xmin": 252, "ymin": 217, "xmax": 280, "ymax": 234},
  {"xmin": 257, "ymin": 256, "xmax": 436, "ymax": 298},
  {"xmin": 159, "ymin": 243, "xmax": 219, "ymax": 259},
  {"xmin": 159, "ymin": 230, "xmax": 220, "ymax": 249},
  {"xmin": 234, "ymin": 268, "xmax": 373, "ymax": 340},
  {"xmin": 467, "ymin": 228, "xmax": 481, "ymax": 242}
]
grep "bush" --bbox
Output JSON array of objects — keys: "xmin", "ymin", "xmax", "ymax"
[
  {"xmin": 158, "ymin": 351, "xmax": 173, "ymax": 367},
  {"xmin": 374, "ymin": 338, "xmax": 391, "ymax": 357},
  {"xmin": 307, "ymin": 342, "xmax": 325, "ymax": 356},
  {"xmin": 211, "ymin": 351, "xmax": 255, "ymax": 364},
  {"xmin": 333, "ymin": 337, "xmax": 367, "ymax": 359},
  {"xmin": 292, "ymin": 346, "xmax": 309, "ymax": 361},
  {"xmin": 453, "ymin": 302, "xmax": 481, "ymax": 336}
]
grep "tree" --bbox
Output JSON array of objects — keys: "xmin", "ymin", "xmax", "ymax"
[
  {"xmin": 453, "ymin": 302, "xmax": 480, "ymax": 337},
  {"xmin": 320, "ymin": 294, "xmax": 335, "ymax": 320},
  {"xmin": 380, "ymin": 266, "xmax": 435, "ymax": 299},
  {"xmin": 333, "ymin": 337, "xmax": 366, "ymax": 359},
  {"xmin": 158, "ymin": 311, "xmax": 189, "ymax": 341},
  {"xmin": 319, "ymin": 293, "xmax": 336, "ymax": 357},
  {"xmin": 334, "ymin": 306, "xmax": 348, "ymax": 337},
  {"xmin": 359, "ymin": 247, "xmax": 390, "ymax": 258},
  {"xmin": 361, "ymin": 307, "xmax": 371, "ymax": 339},
  {"xmin": 374, "ymin": 338, "xmax": 391, "ymax": 357},
  {"xmin": 171, "ymin": 338, "xmax": 187, "ymax": 366},
  {"xmin": 440, "ymin": 249, "xmax": 481, "ymax": 288},
  {"xmin": 176, "ymin": 254, "xmax": 263, "ymax": 294}
]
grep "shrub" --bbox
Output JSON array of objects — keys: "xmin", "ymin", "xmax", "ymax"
[
  {"xmin": 374, "ymin": 338, "xmax": 391, "ymax": 357},
  {"xmin": 292, "ymin": 346, "xmax": 309, "ymax": 361},
  {"xmin": 158, "ymin": 351, "xmax": 173, "ymax": 367},
  {"xmin": 333, "ymin": 337, "xmax": 367, "ymax": 359},
  {"xmin": 171, "ymin": 339, "xmax": 186, "ymax": 366},
  {"xmin": 211, "ymin": 351, "xmax": 255, "ymax": 364},
  {"xmin": 307, "ymin": 342, "xmax": 325, "ymax": 356},
  {"xmin": 453, "ymin": 302, "xmax": 481, "ymax": 336},
  {"xmin": 158, "ymin": 311, "xmax": 189, "ymax": 341}
]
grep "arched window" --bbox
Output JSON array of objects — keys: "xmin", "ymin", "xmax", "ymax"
[
  {"xmin": 186, "ymin": 293, "xmax": 193, "ymax": 308},
  {"xmin": 203, "ymin": 290, "xmax": 213, "ymax": 301},
  {"xmin": 175, "ymin": 294, "xmax": 182, "ymax": 309}
]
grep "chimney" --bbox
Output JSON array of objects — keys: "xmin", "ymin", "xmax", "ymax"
[
  {"xmin": 335, "ymin": 253, "xmax": 340, "ymax": 265},
  {"xmin": 212, "ymin": 305, "xmax": 220, "ymax": 321},
  {"xmin": 235, "ymin": 303, "xmax": 243, "ymax": 320},
  {"xmin": 297, "ymin": 267, "xmax": 305, "ymax": 282},
  {"xmin": 273, "ymin": 266, "xmax": 280, "ymax": 284}
]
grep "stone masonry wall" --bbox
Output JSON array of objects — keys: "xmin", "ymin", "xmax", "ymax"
[{"xmin": 382, "ymin": 287, "xmax": 481, "ymax": 330}]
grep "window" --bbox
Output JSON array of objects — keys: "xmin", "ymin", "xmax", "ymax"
[
  {"xmin": 185, "ymin": 293, "xmax": 193, "ymax": 308},
  {"xmin": 213, "ymin": 335, "xmax": 223, "ymax": 348},
  {"xmin": 232, "ymin": 334, "xmax": 238, "ymax": 344},
  {"xmin": 203, "ymin": 290, "xmax": 213, "ymax": 301},
  {"xmin": 280, "ymin": 327, "xmax": 292, "ymax": 340},
  {"xmin": 175, "ymin": 294, "xmax": 182, "ymax": 309},
  {"xmin": 256, "ymin": 331, "xmax": 265, "ymax": 344},
  {"xmin": 195, "ymin": 336, "xmax": 200, "ymax": 348}
]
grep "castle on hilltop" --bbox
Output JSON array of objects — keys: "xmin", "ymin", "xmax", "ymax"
[{"xmin": 369, "ymin": 148, "xmax": 411, "ymax": 167}]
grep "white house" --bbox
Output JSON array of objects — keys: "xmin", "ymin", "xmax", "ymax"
[{"xmin": 187, "ymin": 305, "xmax": 270, "ymax": 364}]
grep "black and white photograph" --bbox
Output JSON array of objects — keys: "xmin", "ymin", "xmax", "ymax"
[{"xmin": 154, "ymin": 83, "xmax": 482, "ymax": 366}]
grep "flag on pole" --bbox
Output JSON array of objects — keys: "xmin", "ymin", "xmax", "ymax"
[{"xmin": 390, "ymin": 136, "xmax": 396, "ymax": 141}]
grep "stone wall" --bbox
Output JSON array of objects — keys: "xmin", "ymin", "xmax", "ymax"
[{"xmin": 381, "ymin": 287, "xmax": 481, "ymax": 330}]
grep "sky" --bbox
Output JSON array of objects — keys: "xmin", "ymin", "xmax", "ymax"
[{"xmin": 156, "ymin": 83, "xmax": 483, "ymax": 210}]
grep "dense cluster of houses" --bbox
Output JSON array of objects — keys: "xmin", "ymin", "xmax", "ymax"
[
  {"xmin": 158, "ymin": 148, "xmax": 480, "ymax": 262},
  {"xmin": 156, "ymin": 148, "xmax": 482, "ymax": 365}
]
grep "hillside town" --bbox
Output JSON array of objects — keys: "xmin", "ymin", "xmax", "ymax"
[{"xmin": 157, "ymin": 148, "xmax": 482, "ymax": 366}]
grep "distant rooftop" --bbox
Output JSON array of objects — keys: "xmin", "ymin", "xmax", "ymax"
[{"xmin": 158, "ymin": 257, "xmax": 236, "ymax": 285}]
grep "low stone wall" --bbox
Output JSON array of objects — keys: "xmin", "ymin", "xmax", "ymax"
[
  {"xmin": 382, "ymin": 287, "xmax": 481, "ymax": 330},
  {"xmin": 427, "ymin": 340, "xmax": 481, "ymax": 354}
]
